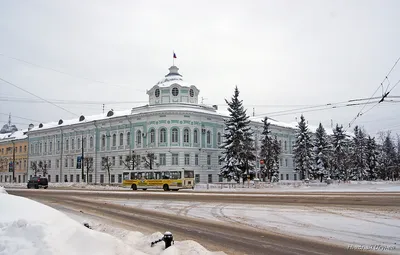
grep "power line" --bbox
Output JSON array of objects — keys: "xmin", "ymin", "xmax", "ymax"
[
  {"xmin": 0, "ymin": 53, "xmax": 145, "ymax": 92},
  {"xmin": 0, "ymin": 112, "xmax": 41, "ymax": 123},
  {"xmin": 0, "ymin": 77, "xmax": 78, "ymax": 117}
]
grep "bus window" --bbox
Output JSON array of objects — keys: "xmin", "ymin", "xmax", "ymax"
[
  {"xmin": 146, "ymin": 172, "xmax": 154, "ymax": 179},
  {"xmin": 162, "ymin": 172, "xmax": 170, "ymax": 179},
  {"xmin": 123, "ymin": 172, "xmax": 130, "ymax": 180},
  {"xmin": 130, "ymin": 172, "xmax": 135, "ymax": 180},
  {"xmin": 170, "ymin": 171, "xmax": 181, "ymax": 179},
  {"xmin": 155, "ymin": 172, "xmax": 162, "ymax": 179},
  {"xmin": 184, "ymin": 171, "xmax": 194, "ymax": 178}
]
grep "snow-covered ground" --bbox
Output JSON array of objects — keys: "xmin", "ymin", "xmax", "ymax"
[
  {"xmin": 1, "ymin": 180, "xmax": 399, "ymax": 192},
  {"xmin": 107, "ymin": 198, "xmax": 400, "ymax": 254},
  {"xmin": 0, "ymin": 186, "xmax": 224, "ymax": 255}
]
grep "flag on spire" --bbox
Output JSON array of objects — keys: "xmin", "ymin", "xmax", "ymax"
[{"xmin": 173, "ymin": 52, "xmax": 177, "ymax": 58}]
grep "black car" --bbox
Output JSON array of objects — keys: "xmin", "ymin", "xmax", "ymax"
[{"xmin": 27, "ymin": 177, "xmax": 48, "ymax": 189}]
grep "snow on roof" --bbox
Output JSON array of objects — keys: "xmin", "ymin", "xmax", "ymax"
[
  {"xmin": 0, "ymin": 130, "xmax": 27, "ymax": 142},
  {"xmin": 155, "ymin": 74, "xmax": 193, "ymax": 88}
]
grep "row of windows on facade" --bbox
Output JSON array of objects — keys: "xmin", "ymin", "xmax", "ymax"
[
  {"xmin": 100, "ymin": 129, "xmax": 221, "ymax": 148},
  {"xmin": 0, "ymin": 145, "xmax": 27, "ymax": 155},
  {"xmin": 36, "ymin": 153, "xmax": 294, "ymax": 170},
  {"xmin": 0, "ymin": 174, "xmax": 26, "ymax": 183},
  {"xmin": 0, "ymin": 159, "xmax": 27, "ymax": 170},
  {"xmin": 30, "ymin": 128, "xmax": 223, "ymax": 155}
]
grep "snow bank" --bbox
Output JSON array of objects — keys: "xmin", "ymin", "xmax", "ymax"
[
  {"xmin": 0, "ymin": 192, "xmax": 145, "ymax": 255},
  {"xmin": 0, "ymin": 189, "xmax": 225, "ymax": 255},
  {"xmin": 0, "ymin": 186, "xmax": 7, "ymax": 194}
]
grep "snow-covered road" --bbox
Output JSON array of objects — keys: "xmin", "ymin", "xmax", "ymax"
[{"xmin": 106, "ymin": 198, "xmax": 400, "ymax": 254}]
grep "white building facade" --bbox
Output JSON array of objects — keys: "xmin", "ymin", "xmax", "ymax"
[{"xmin": 28, "ymin": 66, "xmax": 298, "ymax": 184}]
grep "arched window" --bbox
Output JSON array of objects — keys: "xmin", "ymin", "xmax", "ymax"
[
  {"xmin": 172, "ymin": 128, "xmax": 178, "ymax": 143},
  {"xmin": 71, "ymin": 138, "xmax": 75, "ymax": 149},
  {"xmin": 101, "ymin": 135, "xmax": 106, "ymax": 147},
  {"xmin": 44, "ymin": 142, "xmax": 47, "ymax": 152},
  {"xmin": 119, "ymin": 133, "xmax": 124, "ymax": 146},
  {"xmin": 284, "ymin": 141, "xmax": 287, "ymax": 151},
  {"xmin": 183, "ymin": 129, "xmax": 189, "ymax": 143},
  {"xmin": 65, "ymin": 139, "xmax": 69, "ymax": 150},
  {"xmin": 112, "ymin": 134, "xmax": 116, "ymax": 146},
  {"xmin": 207, "ymin": 131, "xmax": 211, "ymax": 144},
  {"xmin": 150, "ymin": 129, "xmax": 155, "ymax": 143},
  {"xmin": 160, "ymin": 128, "xmax": 166, "ymax": 143},
  {"xmin": 83, "ymin": 137, "xmax": 87, "ymax": 149},
  {"xmin": 39, "ymin": 142, "xmax": 42, "ymax": 153},
  {"xmin": 194, "ymin": 129, "xmax": 198, "ymax": 144},
  {"xmin": 217, "ymin": 132, "xmax": 221, "ymax": 145},
  {"xmin": 77, "ymin": 138, "xmax": 81, "ymax": 149},
  {"xmin": 57, "ymin": 141, "xmax": 60, "ymax": 151},
  {"xmin": 89, "ymin": 136, "xmax": 93, "ymax": 148},
  {"xmin": 136, "ymin": 130, "xmax": 142, "ymax": 145},
  {"xmin": 126, "ymin": 132, "xmax": 130, "ymax": 145}
]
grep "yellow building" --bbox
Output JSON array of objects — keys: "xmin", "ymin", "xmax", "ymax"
[{"xmin": 0, "ymin": 130, "xmax": 28, "ymax": 183}]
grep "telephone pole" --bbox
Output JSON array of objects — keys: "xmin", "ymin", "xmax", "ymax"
[{"xmin": 81, "ymin": 134, "xmax": 85, "ymax": 182}]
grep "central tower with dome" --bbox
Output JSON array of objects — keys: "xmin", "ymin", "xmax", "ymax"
[{"xmin": 147, "ymin": 66, "xmax": 200, "ymax": 105}]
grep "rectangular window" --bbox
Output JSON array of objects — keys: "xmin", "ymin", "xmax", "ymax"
[
  {"xmin": 48, "ymin": 160, "xmax": 51, "ymax": 168},
  {"xmin": 56, "ymin": 159, "xmax": 60, "ymax": 168},
  {"xmin": 184, "ymin": 154, "xmax": 190, "ymax": 165},
  {"xmin": 65, "ymin": 139, "xmax": 69, "ymax": 151},
  {"xmin": 294, "ymin": 173, "xmax": 297, "ymax": 180},
  {"xmin": 219, "ymin": 175, "xmax": 223, "ymax": 182},
  {"xmin": 208, "ymin": 174, "xmax": 213, "ymax": 183},
  {"xmin": 71, "ymin": 158, "xmax": 74, "ymax": 168},
  {"xmin": 76, "ymin": 174, "xmax": 80, "ymax": 183},
  {"xmin": 65, "ymin": 159, "xmax": 68, "ymax": 167},
  {"xmin": 111, "ymin": 174, "xmax": 115, "ymax": 183},
  {"xmin": 285, "ymin": 159, "xmax": 288, "ymax": 167},
  {"xmin": 112, "ymin": 156, "xmax": 116, "ymax": 166},
  {"xmin": 118, "ymin": 174, "xmax": 122, "ymax": 183},
  {"xmin": 49, "ymin": 142, "xmax": 52, "ymax": 152},
  {"xmin": 72, "ymin": 138, "xmax": 75, "ymax": 150},
  {"xmin": 48, "ymin": 175, "xmax": 51, "ymax": 182},
  {"xmin": 64, "ymin": 175, "xmax": 68, "ymax": 182},
  {"xmin": 195, "ymin": 174, "xmax": 200, "ymax": 183},
  {"xmin": 218, "ymin": 156, "xmax": 222, "ymax": 165},
  {"xmin": 70, "ymin": 174, "xmax": 73, "ymax": 182},
  {"xmin": 286, "ymin": 174, "xmax": 289, "ymax": 180},
  {"xmin": 280, "ymin": 174, "xmax": 283, "ymax": 180},
  {"xmin": 207, "ymin": 155, "xmax": 211, "ymax": 165},
  {"xmin": 172, "ymin": 154, "xmax": 178, "ymax": 165},
  {"xmin": 100, "ymin": 174, "xmax": 104, "ymax": 183},
  {"xmin": 119, "ymin": 156, "xmax": 123, "ymax": 166},
  {"xmin": 56, "ymin": 175, "xmax": 59, "ymax": 182},
  {"xmin": 89, "ymin": 174, "xmax": 93, "ymax": 183},
  {"xmin": 159, "ymin": 154, "xmax": 166, "ymax": 165},
  {"xmin": 195, "ymin": 154, "xmax": 199, "ymax": 166}
]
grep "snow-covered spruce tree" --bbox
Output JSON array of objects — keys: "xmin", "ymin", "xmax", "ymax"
[
  {"xmin": 350, "ymin": 126, "xmax": 368, "ymax": 180},
  {"xmin": 259, "ymin": 117, "xmax": 281, "ymax": 181},
  {"xmin": 293, "ymin": 115, "xmax": 314, "ymax": 180},
  {"xmin": 271, "ymin": 137, "xmax": 282, "ymax": 182},
  {"xmin": 220, "ymin": 86, "xmax": 256, "ymax": 182},
  {"xmin": 378, "ymin": 132, "xmax": 396, "ymax": 180},
  {"xmin": 365, "ymin": 136, "xmax": 378, "ymax": 180},
  {"xmin": 313, "ymin": 123, "xmax": 330, "ymax": 182},
  {"xmin": 331, "ymin": 124, "xmax": 349, "ymax": 181}
]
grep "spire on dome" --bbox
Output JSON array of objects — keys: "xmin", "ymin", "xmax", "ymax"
[{"xmin": 165, "ymin": 66, "xmax": 182, "ymax": 77}]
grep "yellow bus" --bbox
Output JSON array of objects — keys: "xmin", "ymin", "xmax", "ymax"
[{"xmin": 122, "ymin": 169, "xmax": 195, "ymax": 191}]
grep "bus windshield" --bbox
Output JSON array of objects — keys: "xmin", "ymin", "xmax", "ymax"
[{"xmin": 184, "ymin": 170, "xmax": 194, "ymax": 178}]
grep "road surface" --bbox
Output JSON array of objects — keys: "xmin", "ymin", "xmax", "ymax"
[{"xmin": 8, "ymin": 189, "xmax": 395, "ymax": 255}]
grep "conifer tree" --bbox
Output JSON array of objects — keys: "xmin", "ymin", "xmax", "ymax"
[
  {"xmin": 313, "ymin": 123, "xmax": 330, "ymax": 182},
  {"xmin": 293, "ymin": 115, "xmax": 313, "ymax": 180},
  {"xmin": 365, "ymin": 136, "xmax": 378, "ymax": 180},
  {"xmin": 331, "ymin": 124, "xmax": 349, "ymax": 181},
  {"xmin": 259, "ymin": 117, "xmax": 281, "ymax": 181},
  {"xmin": 220, "ymin": 86, "xmax": 256, "ymax": 182}
]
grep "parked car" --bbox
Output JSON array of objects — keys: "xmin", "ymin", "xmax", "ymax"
[{"xmin": 27, "ymin": 176, "xmax": 48, "ymax": 189}]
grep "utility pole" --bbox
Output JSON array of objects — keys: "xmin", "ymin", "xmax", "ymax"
[
  {"xmin": 12, "ymin": 140, "xmax": 15, "ymax": 182},
  {"xmin": 81, "ymin": 134, "xmax": 85, "ymax": 182}
]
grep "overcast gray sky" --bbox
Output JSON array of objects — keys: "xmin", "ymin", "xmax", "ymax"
[{"xmin": 0, "ymin": 0, "xmax": 399, "ymax": 137}]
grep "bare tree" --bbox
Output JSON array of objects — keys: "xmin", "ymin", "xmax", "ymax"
[
  {"xmin": 84, "ymin": 157, "xmax": 94, "ymax": 182},
  {"xmin": 101, "ymin": 156, "xmax": 113, "ymax": 184},
  {"xmin": 31, "ymin": 161, "xmax": 39, "ymax": 176},
  {"xmin": 122, "ymin": 152, "xmax": 140, "ymax": 170},
  {"xmin": 141, "ymin": 152, "xmax": 158, "ymax": 170},
  {"xmin": 38, "ymin": 160, "xmax": 48, "ymax": 176}
]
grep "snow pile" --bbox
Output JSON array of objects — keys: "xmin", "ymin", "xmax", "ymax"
[
  {"xmin": 0, "ymin": 186, "xmax": 7, "ymax": 194},
  {"xmin": 0, "ymin": 190, "xmax": 225, "ymax": 255}
]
